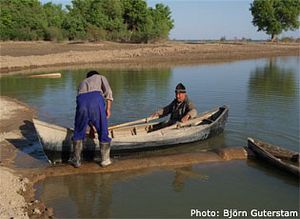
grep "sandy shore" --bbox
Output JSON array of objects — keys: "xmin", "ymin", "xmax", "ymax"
[
  {"xmin": 0, "ymin": 167, "xmax": 29, "ymax": 219},
  {"xmin": 0, "ymin": 41, "xmax": 299, "ymax": 74},
  {"xmin": 0, "ymin": 97, "xmax": 29, "ymax": 219},
  {"xmin": 0, "ymin": 97, "xmax": 52, "ymax": 219}
]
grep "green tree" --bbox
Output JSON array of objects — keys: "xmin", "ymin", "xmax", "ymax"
[
  {"xmin": 62, "ymin": 15, "xmax": 87, "ymax": 40},
  {"xmin": 96, "ymin": 0, "xmax": 124, "ymax": 32},
  {"xmin": 120, "ymin": 0, "xmax": 174, "ymax": 43},
  {"xmin": 62, "ymin": 0, "xmax": 91, "ymax": 40},
  {"xmin": 0, "ymin": 1, "xmax": 13, "ymax": 40},
  {"xmin": 121, "ymin": 0, "xmax": 150, "ymax": 42},
  {"xmin": 43, "ymin": 2, "xmax": 66, "ymax": 41},
  {"xmin": 0, "ymin": 0, "xmax": 47, "ymax": 40},
  {"xmin": 0, "ymin": 0, "xmax": 174, "ymax": 42},
  {"xmin": 43, "ymin": 2, "xmax": 65, "ymax": 28},
  {"xmin": 87, "ymin": 0, "xmax": 126, "ymax": 40},
  {"xmin": 122, "ymin": 0, "xmax": 148, "ymax": 31},
  {"xmin": 150, "ymin": 3, "xmax": 174, "ymax": 41},
  {"xmin": 250, "ymin": 0, "xmax": 300, "ymax": 41}
]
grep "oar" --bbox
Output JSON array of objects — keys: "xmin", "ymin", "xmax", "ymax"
[{"xmin": 108, "ymin": 115, "xmax": 159, "ymax": 131}]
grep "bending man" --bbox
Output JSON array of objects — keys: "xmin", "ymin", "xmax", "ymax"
[{"xmin": 71, "ymin": 70, "xmax": 113, "ymax": 168}]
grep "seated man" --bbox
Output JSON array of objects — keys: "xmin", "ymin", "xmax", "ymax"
[{"xmin": 151, "ymin": 83, "xmax": 197, "ymax": 127}]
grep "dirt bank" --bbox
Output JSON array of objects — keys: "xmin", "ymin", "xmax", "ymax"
[
  {"xmin": 0, "ymin": 41, "xmax": 299, "ymax": 74},
  {"xmin": 0, "ymin": 167, "xmax": 29, "ymax": 219},
  {"xmin": 0, "ymin": 96, "xmax": 52, "ymax": 219}
]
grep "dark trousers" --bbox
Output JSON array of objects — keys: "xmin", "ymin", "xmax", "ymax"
[{"xmin": 73, "ymin": 91, "xmax": 111, "ymax": 143}]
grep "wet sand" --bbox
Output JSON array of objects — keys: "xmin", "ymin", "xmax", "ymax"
[{"xmin": 0, "ymin": 41, "xmax": 299, "ymax": 74}]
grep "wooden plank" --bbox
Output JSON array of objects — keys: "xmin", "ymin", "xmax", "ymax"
[
  {"xmin": 28, "ymin": 73, "xmax": 61, "ymax": 78},
  {"xmin": 108, "ymin": 115, "xmax": 159, "ymax": 131}
]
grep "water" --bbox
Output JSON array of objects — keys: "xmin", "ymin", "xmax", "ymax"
[
  {"xmin": 34, "ymin": 161, "xmax": 298, "ymax": 218},
  {"xmin": 1, "ymin": 56, "xmax": 299, "ymax": 218},
  {"xmin": 1, "ymin": 57, "xmax": 298, "ymax": 150}
]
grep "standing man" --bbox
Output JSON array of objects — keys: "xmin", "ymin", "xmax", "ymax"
[
  {"xmin": 70, "ymin": 70, "xmax": 113, "ymax": 168},
  {"xmin": 151, "ymin": 83, "xmax": 197, "ymax": 126}
]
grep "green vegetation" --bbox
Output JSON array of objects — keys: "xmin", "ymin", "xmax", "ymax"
[
  {"xmin": 250, "ymin": 0, "xmax": 300, "ymax": 41},
  {"xmin": 0, "ymin": 0, "xmax": 174, "ymax": 43}
]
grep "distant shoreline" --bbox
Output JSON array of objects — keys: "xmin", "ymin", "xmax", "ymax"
[{"xmin": 0, "ymin": 41, "xmax": 299, "ymax": 74}]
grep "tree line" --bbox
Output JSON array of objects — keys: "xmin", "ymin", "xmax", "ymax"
[
  {"xmin": 0, "ymin": 0, "xmax": 174, "ymax": 43},
  {"xmin": 0, "ymin": 0, "xmax": 299, "ymax": 43}
]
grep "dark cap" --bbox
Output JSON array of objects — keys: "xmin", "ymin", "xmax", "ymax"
[
  {"xmin": 86, "ymin": 70, "xmax": 100, "ymax": 78},
  {"xmin": 175, "ymin": 83, "xmax": 186, "ymax": 93}
]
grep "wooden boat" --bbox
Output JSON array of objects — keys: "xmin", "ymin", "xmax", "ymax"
[
  {"xmin": 33, "ymin": 105, "xmax": 228, "ymax": 163},
  {"xmin": 248, "ymin": 138, "xmax": 299, "ymax": 177}
]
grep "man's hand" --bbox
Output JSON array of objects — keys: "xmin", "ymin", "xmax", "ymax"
[
  {"xmin": 106, "ymin": 109, "xmax": 111, "ymax": 119},
  {"xmin": 181, "ymin": 114, "xmax": 191, "ymax": 123},
  {"xmin": 106, "ymin": 100, "xmax": 112, "ymax": 119}
]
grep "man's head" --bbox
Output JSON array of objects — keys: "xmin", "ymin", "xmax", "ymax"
[
  {"xmin": 175, "ymin": 83, "xmax": 187, "ymax": 102},
  {"xmin": 86, "ymin": 70, "xmax": 100, "ymax": 78}
]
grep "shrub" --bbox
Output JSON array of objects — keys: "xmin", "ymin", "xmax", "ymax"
[{"xmin": 44, "ymin": 27, "xmax": 65, "ymax": 42}]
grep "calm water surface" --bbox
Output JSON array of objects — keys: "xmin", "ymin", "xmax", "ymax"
[{"xmin": 1, "ymin": 56, "xmax": 299, "ymax": 218}]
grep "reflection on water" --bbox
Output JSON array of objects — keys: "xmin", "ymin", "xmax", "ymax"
[
  {"xmin": 35, "ymin": 167, "xmax": 209, "ymax": 218},
  {"xmin": 172, "ymin": 166, "xmax": 209, "ymax": 192},
  {"xmin": 249, "ymin": 58, "xmax": 296, "ymax": 97},
  {"xmin": 0, "ymin": 68, "xmax": 173, "ymax": 126},
  {"xmin": 35, "ymin": 167, "xmax": 208, "ymax": 218},
  {"xmin": 246, "ymin": 58, "xmax": 299, "ymax": 150},
  {"xmin": 35, "ymin": 161, "xmax": 298, "ymax": 218},
  {"xmin": 246, "ymin": 159, "xmax": 299, "ymax": 187}
]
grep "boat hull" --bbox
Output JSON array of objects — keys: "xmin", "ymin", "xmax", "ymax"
[
  {"xmin": 34, "ymin": 106, "xmax": 228, "ymax": 163},
  {"xmin": 248, "ymin": 138, "xmax": 299, "ymax": 177}
]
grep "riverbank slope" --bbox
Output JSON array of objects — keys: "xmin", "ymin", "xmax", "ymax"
[
  {"xmin": 1, "ymin": 41, "xmax": 299, "ymax": 74},
  {"xmin": 0, "ymin": 97, "xmax": 52, "ymax": 218}
]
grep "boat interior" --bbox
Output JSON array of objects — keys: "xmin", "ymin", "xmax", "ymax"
[
  {"xmin": 255, "ymin": 141, "xmax": 299, "ymax": 165},
  {"xmin": 109, "ymin": 107, "xmax": 226, "ymax": 139}
]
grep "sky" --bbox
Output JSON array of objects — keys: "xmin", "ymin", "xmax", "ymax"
[{"xmin": 41, "ymin": 0, "xmax": 299, "ymax": 40}]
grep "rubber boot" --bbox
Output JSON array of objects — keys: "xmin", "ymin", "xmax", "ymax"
[
  {"xmin": 100, "ymin": 142, "xmax": 112, "ymax": 167},
  {"xmin": 70, "ymin": 140, "xmax": 83, "ymax": 168}
]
